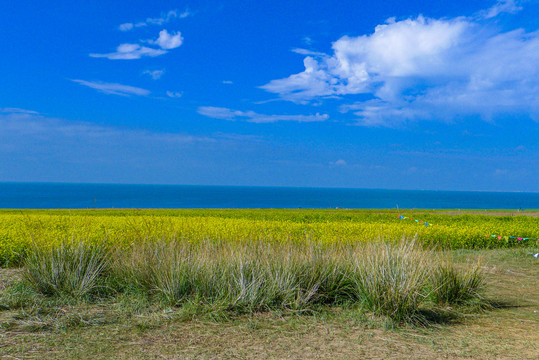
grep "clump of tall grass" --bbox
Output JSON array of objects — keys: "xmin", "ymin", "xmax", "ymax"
[
  {"xmin": 351, "ymin": 240, "xmax": 432, "ymax": 322},
  {"xmin": 430, "ymin": 259, "xmax": 484, "ymax": 305},
  {"xmin": 117, "ymin": 240, "xmax": 207, "ymax": 305},
  {"xmin": 114, "ymin": 240, "xmax": 355, "ymax": 312},
  {"xmin": 20, "ymin": 236, "xmax": 485, "ymax": 324},
  {"xmin": 23, "ymin": 240, "xmax": 110, "ymax": 298}
]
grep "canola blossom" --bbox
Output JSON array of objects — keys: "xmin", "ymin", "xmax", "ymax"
[{"xmin": 0, "ymin": 209, "xmax": 537, "ymax": 266}]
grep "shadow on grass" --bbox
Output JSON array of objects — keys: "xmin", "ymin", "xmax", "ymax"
[
  {"xmin": 483, "ymin": 299, "xmax": 529, "ymax": 310},
  {"xmin": 414, "ymin": 308, "xmax": 462, "ymax": 326},
  {"xmin": 409, "ymin": 297, "xmax": 512, "ymax": 328},
  {"xmin": 411, "ymin": 294, "xmax": 534, "ymax": 331}
]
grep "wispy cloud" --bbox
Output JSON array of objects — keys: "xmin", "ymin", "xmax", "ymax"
[
  {"xmin": 166, "ymin": 91, "xmax": 182, "ymax": 98},
  {"xmin": 198, "ymin": 106, "xmax": 329, "ymax": 123},
  {"xmin": 118, "ymin": 9, "xmax": 193, "ymax": 32},
  {"xmin": 91, "ymin": 29, "xmax": 183, "ymax": 60},
  {"xmin": 143, "ymin": 69, "xmax": 165, "ymax": 80},
  {"xmin": 302, "ymin": 36, "xmax": 314, "ymax": 46},
  {"xmin": 178, "ymin": 9, "xmax": 193, "ymax": 19},
  {"xmin": 260, "ymin": 3, "xmax": 539, "ymax": 126},
  {"xmin": 118, "ymin": 23, "xmax": 134, "ymax": 31},
  {"xmin": 330, "ymin": 159, "xmax": 347, "ymax": 166},
  {"xmin": 0, "ymin": 109, "xmax": 277, "ymax": 184},
  {"xmin": 291, "ymin": 48, "xmax": 326, "ymax": 56},
  {"xmin": 0, "ymin": 109, "xmax": 209, "ymax": 144},
  {"xmin": 90, "ymin": 43, "xmax": 166, "ymax": 60},
  {"xmin": 145, "ymin": 9, "xmax": 181, "ymax": 25},
  {"xmin": 0, "ymin": 107, "xmax": 39, "ymax": 114},
  {"xmin": 481, "ymin": 0, "xmax": 522, "ymax": 19},
  {"xmin": 222, "ymin": 80, "xmax": 233, "ymax": 84},
  {"xmin": 72, "ymin": 80, "xmax": 150, "ymax": 96}
]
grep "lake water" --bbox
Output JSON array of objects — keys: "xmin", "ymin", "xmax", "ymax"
[{"xmin": 0, "ymin": 183, "xmax": 537, "ymax": 209}]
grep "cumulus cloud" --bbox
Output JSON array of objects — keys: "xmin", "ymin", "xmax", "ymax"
[
  {"xmin": 90, "ymin": 43, "xmax": 166, "ymax": 60},
  {"xmin": 261, "ymin": 7, "xmax": 539, "ymax": 125},
  {"xmin": 166, "ymin": 91, "xmax": 182, "ymax": 98},
  {"xmin": 198, "ymin": 106, "xmax": 329, "ymax": 123},
  {"xmin": 72, "ymin": 80, "xmax": 150, "ymax": 96},
  {"xmin": 261, "ymin": 16, "xmax": 470, "ymax": 101},
  {"xmin": 152, "ymin": 29, "xmax": 183, "ymax": 49},
  {"xmin": 143, "ymin": 69, "xmax": 165, "ymax": 80},
  {"xmin": 118, "ymin": 9, "xmax": 192, "ymax": 31}
]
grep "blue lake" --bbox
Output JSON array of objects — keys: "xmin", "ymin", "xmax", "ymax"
[{"xmin": 0, "ymin": 183, "xmax": 538, "ymax": 209}]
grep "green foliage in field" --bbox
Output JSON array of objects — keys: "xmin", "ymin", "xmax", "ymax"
[{"xmin": 0, "ymin": 209, "xmax": 537, "ymax": 265}]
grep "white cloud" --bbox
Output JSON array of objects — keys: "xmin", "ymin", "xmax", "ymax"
[
  {"xmin": 198, "ymin": 106, "xmax": 329, "ymax": 123},
  {"xmin": 151, "ymin": 29, "xmax": 183, "ymax": 49},
  {"xmin": 166, "ymin": 91, "xmax": 182, "ymax": 98},
  {"xmin": 72, "ymin": 80, "xmax": 150, "ymax": 96},
  {"xmin": 90, "ymin": 43, "xmax": 167, "ymax": 60},
  {"xmin": 198, "ymin": 107, "xmax": 237, "ymax": 119},
  {"xmin": 291, "ymin": 48, "xmax": 326, "ymax": 56},
  {"xmin": 118, "ymin": 9, "xmax": 192, "ymax": 31},
  {"xmin": 222, "ymin": 80, "xmax": 233, "ymax": 84},
  {"xmin": 303, "ymin": 36, "xmax": 314, "ymax": 46},
  {"xmin": 481, "ymin": 0, "xmax": 522, "ymax": 19},
  {"xmin": 146, "ymin": 10, "xmax": 179, "ymax": 25},
  {"xmin": 0, "ymin": 109, "xmax": 272, "ymax": 184},
  {"xmin": 262, "ymin": 16, "xmax": 469, "ymax": 101},
  {"xmin": 179, "ymin": 9, "xmax": 193, "ymax": 18},
  {"xmin": 118, "ymin": 23, "xmax": 134, "ymax": 31},
  {"xmin": 261, "ymin": 9, "xmax": 539, "ymax": 125},
  {"xmin": 0, "ymin": 109, "xmax": 209, "ymax": 144},
  {"xmin": 143, "ymin": 69, "xmax": 165, "ymax": 80},
  {"xmin": 98, "ymin": 11, "xmax": 187, "ymax": 61},
  {"xmin": 0, "ymin": 107, "xmax": 39, "ymax": 114},
  {"xmin": 91, "ymin": 29, "xmax": 183, "ymax": 60},
  {"xmin": 331, "ymin": 159, "xmax": 347, "ymax": 166}
]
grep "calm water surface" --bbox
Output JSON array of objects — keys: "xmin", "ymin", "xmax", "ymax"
[{"xmin": 0, "ymin": 183, "xmax": 538, "ymax": 209}]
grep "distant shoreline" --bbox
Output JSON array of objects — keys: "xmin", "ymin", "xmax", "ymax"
[{"xmin": 1, "ymin": 208, "xmax": 538, "ymax": 217}]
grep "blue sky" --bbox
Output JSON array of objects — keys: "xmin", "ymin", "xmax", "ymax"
[{"xmin": 1, "ymin": 0, "xmax": 538, "ymax": 191}]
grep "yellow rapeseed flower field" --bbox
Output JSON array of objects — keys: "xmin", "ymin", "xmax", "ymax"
[{"xmin": 0, "ymin": 209, "xmax": 537, "ymax": 265}]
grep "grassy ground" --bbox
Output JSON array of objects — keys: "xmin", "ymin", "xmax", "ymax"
[{"xmin": 1, "ymin": 248, "xmax": 537, "ymax": 359}]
